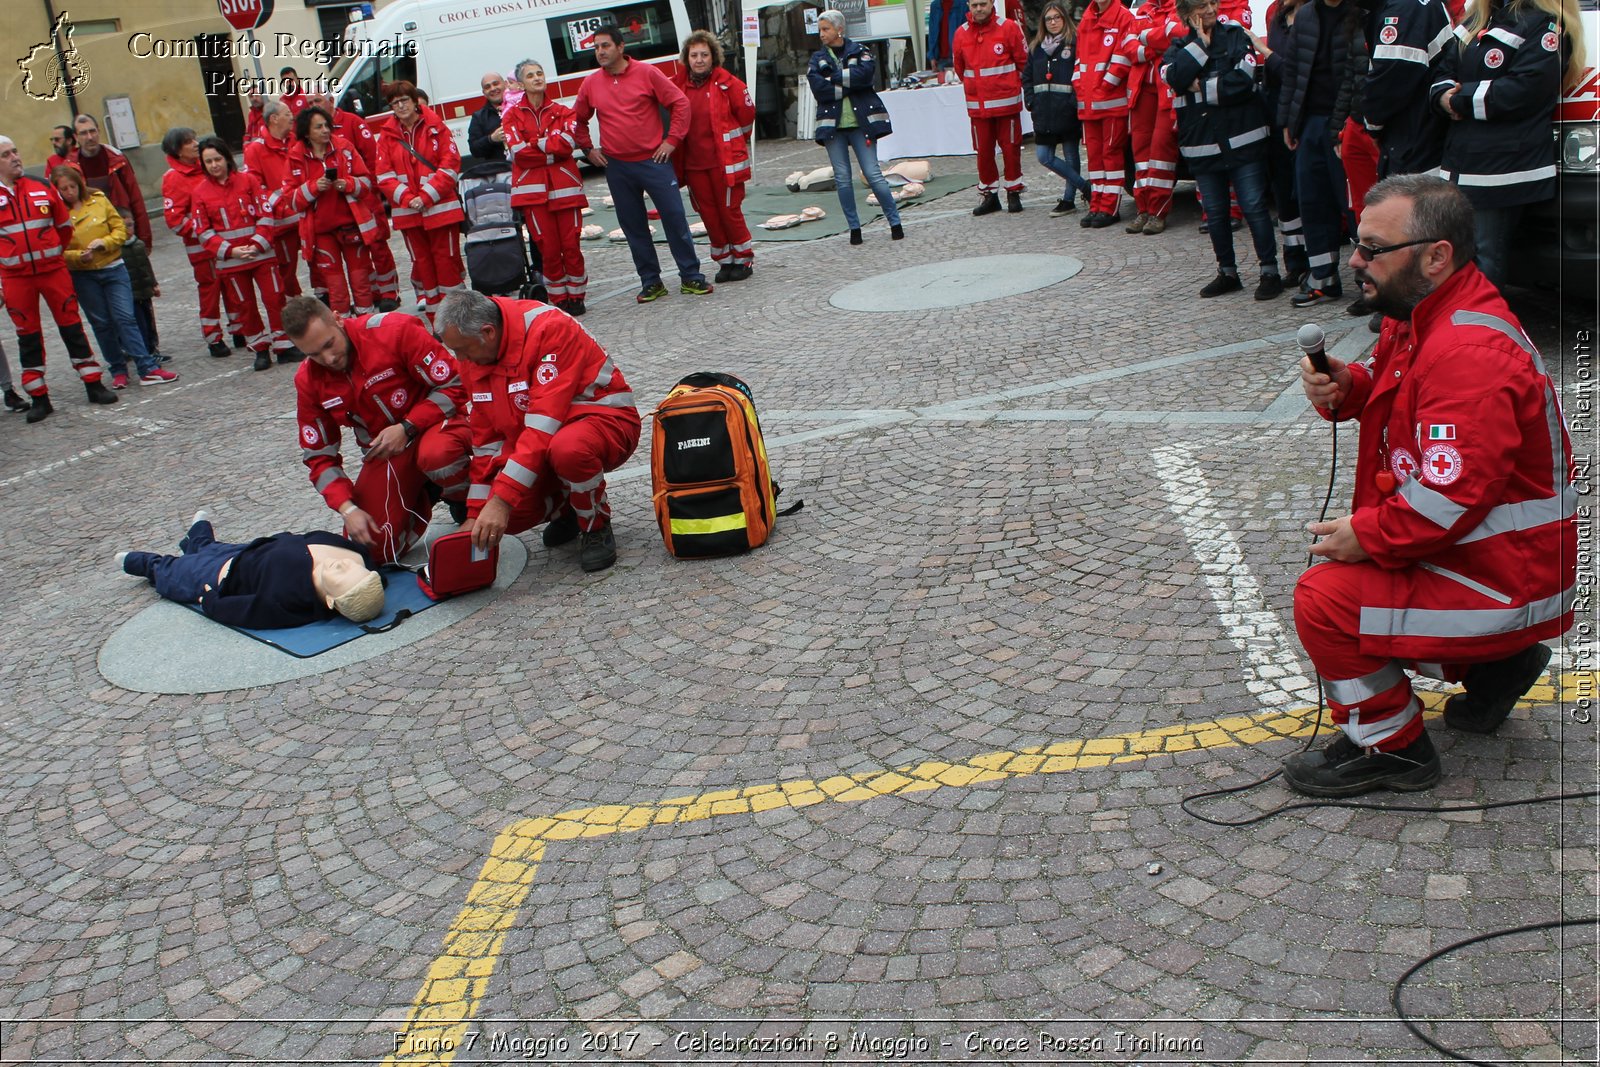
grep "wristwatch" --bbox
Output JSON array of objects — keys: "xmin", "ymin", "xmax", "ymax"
[{"xmin": 400, "ymin": 419, "xmax": 418, "ymax": 443}]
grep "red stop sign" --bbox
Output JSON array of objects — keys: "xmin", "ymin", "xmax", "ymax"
[{"xmin": 218, "ymin": 0, "xmax": 274, "ymax": 31}]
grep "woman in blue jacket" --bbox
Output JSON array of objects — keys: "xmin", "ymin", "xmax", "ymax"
[
  {"xmin": 1023, "ymin": 1, "xmax": 1092, "ymax": 216},
  {"xmin": 808, "ymin": 11, "xmax": 905, "ymax": 244}
]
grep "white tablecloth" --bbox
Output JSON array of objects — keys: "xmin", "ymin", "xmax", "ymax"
[{"xmin": 795, "ymin": 82, "xmax": 1033, "ymax": 161}]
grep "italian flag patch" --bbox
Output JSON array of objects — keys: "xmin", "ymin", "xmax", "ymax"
[{"xmin": 1426, "ymin": 424, "xmax": 1456, "ymax": 441}]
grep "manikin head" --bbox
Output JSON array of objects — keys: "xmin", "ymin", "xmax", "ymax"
[{"xmin": 311, "ymin": 548, "xmax": 385, "ymax": 620}]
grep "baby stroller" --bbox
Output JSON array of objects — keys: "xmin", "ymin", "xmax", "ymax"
[{"xmin": 459, "ymin": 160, "xmax": 546, "ymax": 302}]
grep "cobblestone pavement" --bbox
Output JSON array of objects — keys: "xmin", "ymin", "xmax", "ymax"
[{"xmin": 0, "ymin": 138, "xmax": 1595, "ymax": 1065}]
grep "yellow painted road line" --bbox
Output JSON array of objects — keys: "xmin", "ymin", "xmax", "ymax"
[{"xmin": 382, "ymin": 673, "xmax": 1591, "ymax": 1066}]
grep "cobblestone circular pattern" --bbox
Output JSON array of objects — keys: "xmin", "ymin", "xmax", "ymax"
[{"xmin": 828, "ymin": 254, "xmax": 1084, "ymax": 313}]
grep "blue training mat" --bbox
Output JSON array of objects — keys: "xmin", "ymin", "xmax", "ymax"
[{"xmin": 182, "ymin": 566, "xmax": 440, "ymax": 658}]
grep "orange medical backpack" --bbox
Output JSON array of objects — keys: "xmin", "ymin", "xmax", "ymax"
[{"xmin": 650, "ymin": 372, "xmax": 801, "ymax": 558}]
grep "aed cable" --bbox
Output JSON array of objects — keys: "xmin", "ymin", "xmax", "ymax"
[{"xmin": 1167, "ymin": 373, "xmax": 1600, "ymax": 1065}]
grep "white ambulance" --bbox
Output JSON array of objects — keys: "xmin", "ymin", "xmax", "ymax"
[{"xmin": 328, "ymin": 0, "xmax": 697, "ymax": 146}]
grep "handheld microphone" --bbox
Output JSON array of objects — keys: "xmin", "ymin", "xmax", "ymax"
[{"xmin": 1297, "ymin": 323, "xmax": 1331, "ymax": 377}]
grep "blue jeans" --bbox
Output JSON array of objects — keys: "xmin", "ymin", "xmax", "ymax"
[
  {"xmin": 823, "ymin": 128, "xmax": 901, "ymax": 230},
  {"xmin": 1292, "ymin": 114, "xmax": 1347, "ymax": 287},
  {"xmin": 72, "ymin": 262, "xmax": 156, "ymax": 376},
  {"xmin": 1195, "ymin": 160, "xmax": 1279, "ymax": 275},
  {"xmin": 1035, "ymin": 142, "xmax": 1091, "ymax": 200},
  {"xmin": 123, "ymin": 519, "xmax": 246, "ymax": 605},
  {"xmin": 602, "ymin": 157, "xmax": 704, "ymax": 289},
  {"xmin": 1472, "ymin": 204, "xmax": 1522, "ymax": 291}
]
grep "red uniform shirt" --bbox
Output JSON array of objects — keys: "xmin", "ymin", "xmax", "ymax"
[
  {"xmin": 668, "ymin": 68, "xmax": 756, "ymax": 186},
  {"xmin": 1075, "ymin": 0, "xmax": 1139, "ymax": 117},
  {"xmin": 0, "ymin": 176, "xmax": 72, "ymax": 277},
  {"xmin": 161, "ymin": 155, "xmax": 210, "ymax": 263},
  {"xmin": 375, "ymin": 109, "xmax": 465, "ymax": 231},
  {"xmin": 295, "ymin": 311, "xmax": 467, "ymax": 513},
  {"xmin": 189, "ymin": 170, "xmax": 275, "ymax": 274},
  {"xmin": 1326, "ymin": 264, "xmax": 1576, "ymax": 661},
  {"xmin": 243, "ymin": 130, "xmax": 303, "ymax": 232},
  {"xmin": 502, "ymin": 97, "xmax": 588, "ymax": 210},
  {"xmin": 459, "ymin": 298, "xmax": 638, "ymax": 516},
  {"xmin": 952, "ymin": 13, "xmax": 1030, "ymax": 117}
]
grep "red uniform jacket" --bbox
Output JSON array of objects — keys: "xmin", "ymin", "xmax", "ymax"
[
  {"xmin": 332, "ymin": 108, "xmax": 380, "ymax": 173},
  {"xmin": 285, "ymin": 136, "xmax": 381, "ymax": 250},
  {"xmin": 161, "ymin": 155, "xmax": 211, "ymax": 265},
  {"xmin": 1322, "ymin": 264, "xmax": 1576, "ymax": 661},
  {"xmin": 243, "ymin": 130, "xmax": 303, "ymax": 233},
  {"xmin": 0, "ymin": 176, "xmax": 72, "ymax": 278},
  {"xmin": 502, "ymin": 97, "xmax": 588, "ymax": 210},
  {"xmin": 189, "ymin": 170, "xmax": 275, "ymax": 274},
  {"xmin": 375, "ymin": 109, "xmax": 465, "ymax": 231},
  {"xmin": 66, "ymin": 145, "xmax": 152, "ymax": 245},
  {"xmin": 459, "ymin": 298, "xmax": 639, "ymax": 517},
  {"xmin": 295, "ymin": 311, "xmax": 467, "ymax": 513},
  {"xmin": 1076, "ymin": 0, "xmax": 1139, "ymax": 118},
  {"xmin": 1125, "ymin": 0, "xmax": 1181, "ymax": 111},
  {"xmin": 952, "ymin": 13, "xmax": 1029, "ymax": 117},
  {"xmin": 669, "ymin": 68, "xmax": 756, "ymax": 188}
]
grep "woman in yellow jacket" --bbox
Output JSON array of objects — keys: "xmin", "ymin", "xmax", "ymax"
[{"xmin": 51, "ymin": 164, "xmax": 176, "ymax": 388}]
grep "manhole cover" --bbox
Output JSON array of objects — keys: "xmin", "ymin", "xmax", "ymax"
[{"xmin": 830, "ymin": 254, "xmax": 1083, "ymax": 312}]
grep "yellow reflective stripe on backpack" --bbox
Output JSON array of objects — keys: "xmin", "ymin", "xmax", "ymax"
[{"xmin": 670, "ymin": 514, "xmax": 750, "ymax": 535}]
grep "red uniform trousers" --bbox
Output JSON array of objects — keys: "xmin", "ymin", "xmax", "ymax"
[
  {"xmin": 523, "ymin": 205, "xmax": 588, "ymax": 302},
  {"xmin": 548, "ymin": 410, "xmax": 643, "ymax": 532},
  {"xmin": 1129, "ymin": 91, "xmax": 1178, "ymax": 218},
  {"xmin": 1295, "ymin": 560, "xmax": 1479, "ymax": 752},
  {"xmin": 1341, "ymin": 119, "xmax": 1379, "ymax": 229},
  {"xmin": 2, "ymin": 265, "xmax": 101, "ymax": 395},
  {"xmin": 220, "ymin": 261, "xmax": 290, "ymax": 356},
  {"xmin": 402, "ymin": 227, "xmax": 464, "ymax": 325},
  {"xmin": 271, "ymin": 232, "xmax": 303, "ymax": 297},
  {"xmin": 189, "ymin": 257, "xmax": 229, "ymax": 344},
  {"xmin": 348, "ymin": 419, "xmax": 474, "ymax": 563},
  {"xmin": 369, "ymin": 216, "xmax": 400, "ymax": 303},
  {"xmin": 310, "ymin": 229, "xmax": 375, "ymax": 315},
  {"xmin": 1082, "ymin": 117, "xmax": 1130, "ymax": 216},
  {"xmin": 683, "ymin": 171, "xmax": 754, "ymax": 268},
  {"xmin": 970, "ymin": 114, "xmax": 1025, "ymax": 194}
]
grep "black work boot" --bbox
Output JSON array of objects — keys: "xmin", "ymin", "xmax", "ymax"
[
  {"xmin": 85, "ymin": 380, "xmax": 119, "ymax": 405},
  {"xmin": 542, "ymin": 508, "xmax": 580, "ymax": 548},
  {"xmin": 4, "ymin": 388, "xmax": 28, "ymax": 413},
  {"xmin": 25, "ymin": 394, "xmax": 53, "ymax": 424},
  {"xmin": 1006, "ymin": 191, "xmax": 1024, "ymax": 213},
  {"xmin": 232, "ymin": 331, "xmax": 248, "ymax": 350},
  {"xmin": 578, "ymin": 522, "xmax": 617, "ymax": 572},
  {"xmin": 208, "ymin": 340, "xmax": 231, "ymax": 359},
  {"xmin": 1444, "ymin": 643, "xmax": 1553, "ymax": 734},
  {"xmin": 972, "ymin": 192, "xmax": 1002, "ymax": 217},
  {"xmin": 1282, "ymin": 731, "xmax": 1440, "ymax": 798}
]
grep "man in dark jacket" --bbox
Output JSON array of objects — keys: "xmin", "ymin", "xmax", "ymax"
[
  {"xmin": 1360, "ymin": 0, "xmax": 1453, "ymax": 177},
  {"xmin": 466, "ymin": 71, "xmax": 509, "ymax": 169},
  {"xmin": 68, "ymin": 115, "xmax": 152, "ymax": 245},
  {"xmin": 1277, "ymin": 0, "xmax": 1367, "ymax": 306}
]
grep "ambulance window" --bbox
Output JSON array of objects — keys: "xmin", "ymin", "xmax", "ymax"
[
  {"xmin": 338, "ymin": 51, "xmax": 419, "ymax": 118},
  {"xmin": 547, "ymin": 0, "xmax": 680, "ymax": 77}
]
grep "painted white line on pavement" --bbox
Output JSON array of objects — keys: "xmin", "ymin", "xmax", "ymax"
[
  {"xmin": 1155, "ymin": 441, "xmax": 1318, "ymax": 708},
  {"xmin": 0, "ymin": 422, "xmax": 171, "ymax": 489}
]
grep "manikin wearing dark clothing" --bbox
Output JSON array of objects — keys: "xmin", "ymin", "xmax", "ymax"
[{"xmin": 118, "ymin": 511, "xmax": 386, "ymax": 629}]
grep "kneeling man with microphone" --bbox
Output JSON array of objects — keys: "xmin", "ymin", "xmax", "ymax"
[{"xmin": 1288, "ymin": 175, "xmax": 1576, "ymax": 797}]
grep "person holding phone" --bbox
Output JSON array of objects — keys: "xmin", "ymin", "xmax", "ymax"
[
  {"xmin": 374, "ymin": 81, "xmax": 465, "ymax": 329},
  {"xmin": 284, "ymin": 107, "xmax": 381, "ymax": 316}
]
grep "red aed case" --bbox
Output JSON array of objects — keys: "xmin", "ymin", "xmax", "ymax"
[{"xmin": 418, "ymin": 530, "xmax": 498, "ymax": 599}]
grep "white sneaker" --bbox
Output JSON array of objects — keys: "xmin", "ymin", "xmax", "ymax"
[
  {"xmin": 192, "ymin": 509, "xmax": 212, "ymax": 527},
  {"xmin": 114, "ymin": 551, "xmax": 128, "ymax": 569}
]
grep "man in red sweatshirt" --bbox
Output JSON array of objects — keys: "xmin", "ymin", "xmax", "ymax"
[{"xmin": 571, "ymin": 25, "xmax": 711, "ymax": 304}]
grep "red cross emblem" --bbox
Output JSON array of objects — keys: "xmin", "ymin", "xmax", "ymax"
[
  {"xmin": 1390, "ymin": 447, "xmax": 1419, "ymax": 482},
  {"xmin": 1422, "ymin": 444, "xmax": 1463, "ymax": 486}
]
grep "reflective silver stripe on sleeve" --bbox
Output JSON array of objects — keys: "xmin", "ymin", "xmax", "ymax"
[
  {"xmin": 1228, "ymin": 126, "xmax": 1268, "ymax": 148},
  {"xmin": 1372, "ymin": 44, "xmax": 1429, "ymax": 65},
  {"xmin": 1396, "ymin": 476, "xmax": 1467, "ymax": 529},
  {"xmin": 1180, "ymin": 142, "xmax": 1223, "ymax": 157},
  {"xmin": 1426, "ymin": 21, "xmax": 1454, "ymax": 59},
  {"xmin": 1452, "ymin": 164, "xmax": 1558, "ymax": 187},
  {"xmin": 1472, "ymin": 81, "xmax": 1490, "ymax": 121},
  {"xmin": 468, "ymin": 484, "xmax": 491, "ymax": 501},
  {"xmin": 502, "ymin": 460, "xmax": 537, "ymax": 487},
  {"xmin": 1324, "ymin": 661, "xmax": 1406, "ymax": 705},
  {"xmin": 315, "ymin": 467, "xmax": 348, "ymax": 492},
  {"xmin": 1485, "ymin": 27, "xmax": 1525, "ymax": 47},
  {"xmin": 524, "ymin": 413, "xmax": 563, "ymax": 434},
  {"xmin": 429, "ymin": 456, "xmax": 470, "ymax": 479},
  {"xmin": 978, "ymin": 64, "xmax": 1015, "ymax": 76},
  {"xmin": 522, "ymin": 304, "xmax": 559, "ymax": 331},
  {"xmin": 1450, "ymin": 309, "xmax": 1565, "ymax": 493},
  {"xmin": 1417, "ymin": 562, "xmax": 1515, "ymax": 605},
  {"xmin": 575, "ymin": 356, "xmax": 616, "ymax": 401},
  {"xmin": 1450, "ymin": 310, "xmax": 1536, "ymax": 360},
  {"xmin": 1185, "ymin": 41, "xmax": 1208, "ymax": 65},
  {"xmin": 1360, "ymin": 584, "xmax": 1574, "ymax": 639},
  {"xmin": 364, "ymin": 313, "xmax": 389, "ymax": 329},
  {"xmin": 474, "ymin": 441, "xmax": 504, "ymax": 458},
  {"xmin": 1455, "ymin": 488, "xmax": 1579, "ymax": 544},
  {"xmin": 577, "ymin": 391, "xmax": 635, "ymax": 409},
  {"xmin": 301, "ymin": 444, "xmax": 342, "ymax": 460},
  {"xmin": 424, "ymin": 389, "xmax": 456, "ymax": 418}
]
